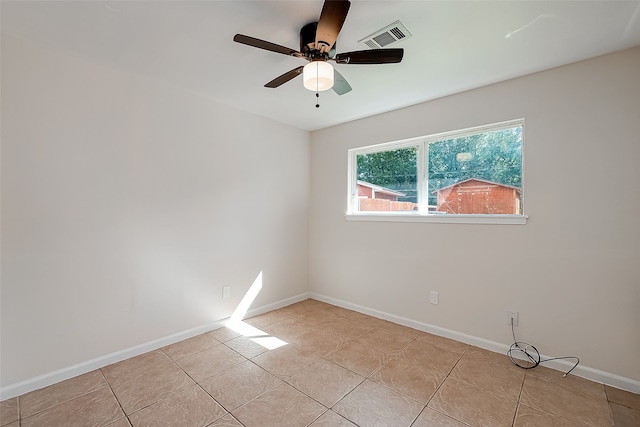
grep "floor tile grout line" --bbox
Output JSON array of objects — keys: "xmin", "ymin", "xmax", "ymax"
[
  {"xmin": 203, "ymin": 412, "xmax": 248, "ymax": 427},
  {"xmin": 114, "ymin": 352, "xmax": 215, "ymax": 419},
  {"xmin": 12, "ymin": 299, "xmax": 625, "ymax": 427},
  {"xmin": 417, "ymin": 346, "xmax": 469, "ymax": 426},
  {"xmin": 259, "ymin": 302, "xmax": 620, "ymax": 426},
  {"xmin": 510, "ymin": 365, "xmax": 528, "ymax": 427},
  {"xmin": 285, "ymin": 364, "xmax": 367, "ymax": 413},
  {"xmin": 237, "ymin": 308, "xmax": 415, "ymax": 425},
  {"xmin": 517, "ymin": 370, "xmax": 615, "ymax": 426},
  {"xmin": 102, "ymin": 349, "xmax": 177, "ymax": 390},
  {"xmin": 200, "ymin": 358, "xmax": 285, "ymax": 415},
  {"xmin": 324, "ymin": 329, "xmax": 433, "ymax": 426},
  {"xmin": 97, "ymin": 368, "xmax": 129, "ymax": 427},
  {"xmin": 190, "ymin": 382, "xmax": 236, "ymax": 426},
  {"xmin": 440, "ymin": 370, "xmax": 522, "ymax": 403}
]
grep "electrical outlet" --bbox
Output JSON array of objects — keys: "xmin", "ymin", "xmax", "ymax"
[
  {"xmin": 429, "ymin": 291, "xmax": 439, "ymax": 305},
  {"xmin": 507, "ymin": 310, "xmax": 518, "ymax": 326},
  {"xmin": 222, "ymin": 286, "xmax": 231, "ymax": 300}
]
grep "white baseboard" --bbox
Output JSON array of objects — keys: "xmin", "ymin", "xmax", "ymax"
[
  {"xmin": 310, "ymin": 292, "xmax": 640, "ymax": 395},
  {"xmin": 0, "ymin": 292, "xmax": 311, "ymax": 400},
  {"xmin": 5, "ymin": 290, "xmax": 637, "ymax": 399}
]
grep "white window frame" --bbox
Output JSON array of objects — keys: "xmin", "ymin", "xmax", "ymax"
[{"xmin": 346, "ymin": 119, "xmax": 527, "ymax": 225}]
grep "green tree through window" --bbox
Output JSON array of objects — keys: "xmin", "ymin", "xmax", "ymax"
[
  {"xmin": 427, "ymin": 127, "xmax": 522, "ymax": 205},
  {"xmin": 356, "ymin": 146, "xmax": 418, "ymax": 202},
  {"xmin": 351, "ymin": 121, "xmax": 523, "ymax": 215}
]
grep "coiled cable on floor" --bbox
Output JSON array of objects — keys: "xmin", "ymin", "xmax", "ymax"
[{"xmin": 506, "ymin": 318, "xmax": 580, "ymax": 377}]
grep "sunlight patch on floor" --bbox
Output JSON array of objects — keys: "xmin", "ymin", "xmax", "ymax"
[{"xmin": 225, "ymin": 271, "xmax": 287, "ymax": 350}]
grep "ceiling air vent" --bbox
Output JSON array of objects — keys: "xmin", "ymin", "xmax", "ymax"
[{"xmin": 358, "ymin": 20, "xmax": 412, "ymax": 49}]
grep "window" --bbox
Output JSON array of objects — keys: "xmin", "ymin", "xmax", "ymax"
[{"xmin": 347, "ymin": 119, "xmax": 525, "ymax": 224}]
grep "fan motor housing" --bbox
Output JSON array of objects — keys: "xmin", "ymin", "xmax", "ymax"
[{"xmin": 300, "ymin": 22, "xmax": 334, "ymax": 59}]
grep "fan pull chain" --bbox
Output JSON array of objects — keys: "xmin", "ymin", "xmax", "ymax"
[{"xmin": 315, "ymin": 62, "xmax": 320, "ymax": 108}]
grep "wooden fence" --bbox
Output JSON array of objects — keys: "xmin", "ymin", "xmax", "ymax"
[{"xmin": 359, "ymin": 198, "xmax": 418, "ymax": 212}]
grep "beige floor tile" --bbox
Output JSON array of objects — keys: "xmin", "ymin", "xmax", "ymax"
[
  {"xmin": 20, "ymin": 370, "xmax": 107, "ymax": 417},
  {"xmin": 261, "ymin": 318, "xmax": 315, "ymax": 342},
  {"xmin": 128, "ymin": 384, "xmax": 226, "ymax": 427},
  {"xmin": 110, "ymin": 362, "xmax": 194, "ymax": 415},
  {"xmin": 11, "ymin": 301, "xmax": 628, "ymax": 427},
  {"xmin": 322, "ymin": 318, "xmax": 375, "ymax": 340},
  {"xmin": 275, "ymin": 300, "xmax": 318, "ymax": 317},
  {"xmin": 417, "ymin": 333, "xmax": 469, "ymax": 354},
  {"xmin": 102, "ymin": 350, "xmax": 173, "ymax": 388},
  {"xmin": 605, "ymin": 385, "xmax": 640, "ymax": 411},
  {"xmin": 293, "ymin": 328, "xmax": 348, "ymax": 357},
  {"xmin": 105, "ymin": 418, "xmax": 132, "ymax": 427},
  {"xmin": 21, "ymin": 387, "xmax": 124, "ymax": 427},
  {"xmin": 309, "ymin": 409, "xmax": 357, "ymax": 426},
  {"xmin": 355, "ymin": 328, "xmax": 414, "ymax": 355},
  {"xmin": 161, "ymin": 333, "xmax": 220, "ymax": 361},
  {"xmin": 370, "ymin": 356, "xmax": 446, "ymax": 404},
  {"xmin": 326, "ymin": 306, "xmax": 358, "ymax": 316},
  {"xmin": 347, "ymin": 313, "xmax": 388, "ymax": 327},
  {"xmin": 286, "ymin": 359, "xmax": 364, "ymax": 407},
  {"xmin": 175, "ymin": 344, "xmax": 246, "ymax": 382},
  {"xmin": 199, "ymin": 360, "xmax": 282, "ymax": 411},
  {"xmin": 224, "ymin": 336, "xmax": 269, "ymax": 358},
  {"xmin": 251, "ymin": 344, "xmax": 318, "ymax": 378},
  {"xmin": 289, "ymin": 308, "xmax": 333, "ymax": 326},
  {"xmin": 321, "ymin": 306, "xmax": 354, "ymax": 319},
  {"xmin": 610, "ymin": 402, "xmax": 640, "ymax": 427},
  {"xmin": 333, "ymin": 379, "xmax": 424, "ymax": 427},
  {"xmin": 208, "ymin": 326, "xmax": 242, "ymax": 343},
  {"xmin": 341, "ymin": 310, "xmax": 378, "ymax": 324},
  {"xmin": 243, "ymin": 310, "xmax": 290, "ymax": 329},
  {"xmin": 450, "ymin": 354, "xmax": 524, "ymax": 400},
  {"xmin": 520, "ymin": 374, "xmax": 611, "ymax": 427},
  {"xmin": 0, "ymin": 397, "xmax": 19, "ymax": 425},
  {"xmin": 375, "ymin": 320, "xmax": 422, "ymax": 339},
  {"xmin": 525, "ymin": 365, "xmax": 605, "ymax": 399},
  {"xmin": 428, "ymin": 377, "xmax": 517, "ymax": 427},
  {"xmin": 398, "ymin": 339, "xmax": 462, "ymax": 375},
  {"xmin": 462, "ymin": 346, "xmax": 521, "ymax": 370},
  {"xmin": 208, "ymin": 414, "xmax": 244, "ymax": 426},
  {"xmin": 513, "ymin": 404, "xmax": 578, "ymax": 427},
  {"xmin": 232, "ymin": 382, "xmax": 325, "ymax": 427},
  {"xmin": 325, "ymin": 340, "xmax": 389, "ymax": 377},
  {"xmin": 412, "ymin": 407, "xmax": 469, "ymax": 427},
  {"xmin": 307, "ymin": 299, "xmax": 335, "ymax": 309}
]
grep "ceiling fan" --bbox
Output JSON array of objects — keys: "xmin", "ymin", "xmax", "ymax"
[{"xmin": 233, "ymin": 0, "xmax": 404, "ymax": 97}]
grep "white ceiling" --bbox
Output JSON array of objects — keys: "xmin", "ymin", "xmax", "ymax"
[{"xmin": 2, "ymin": 1, "xmax": 640, "ymax": 131}]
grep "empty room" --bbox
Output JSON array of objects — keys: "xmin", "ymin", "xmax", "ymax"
[{"xmin": 1, "ymin": 1, "xmax": 639, "ymax": 426}]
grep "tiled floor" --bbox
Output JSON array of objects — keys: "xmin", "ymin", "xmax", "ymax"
[{"xmin": 2, "ymin": 299, "xmax": 640, "ymax": 427}]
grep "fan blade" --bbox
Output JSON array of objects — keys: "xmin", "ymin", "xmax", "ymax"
[
  {"xmin": 335, "ymin": 48, "xmax": 404, "ymax": 64},
  {"xmin": 265, "ymin": 66, "xmax": 304, "ymax": 88},
  {"xmin": 333, "ymin": 69, "xmax": 352, "ymax": 95},
  {"xmin": 234, "ymin": 34, "xmax": 303, "ymax": 57},
  {"xmin": 315, "ymin": 0, "xmax": 351, "ymax": 53}
]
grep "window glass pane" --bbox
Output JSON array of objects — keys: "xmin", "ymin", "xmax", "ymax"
[
  {"xmin": 356, "ymin": 146, "xmax": 418, "ymax": 212},
  {"xmin": 427, "ymin": 126, "xmax": 522, "ymax": 214}
]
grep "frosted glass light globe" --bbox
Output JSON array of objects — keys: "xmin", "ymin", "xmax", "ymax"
[{"xmin": 303, "ymin": 61, "xmax": 334, "ymax": 91}]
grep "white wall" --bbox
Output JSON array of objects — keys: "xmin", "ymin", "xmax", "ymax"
[
  {"xmin": 310, "ymin": 47, "xmax": 640, "ymax": 382},
  {"xmin": 0, "ymin": 35, "xmax": 310, "ymax": 388}
]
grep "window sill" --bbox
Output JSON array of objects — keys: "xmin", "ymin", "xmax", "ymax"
[{"xmin": 345, "ymin": 213, "xmax": 528, "ymax": 225}]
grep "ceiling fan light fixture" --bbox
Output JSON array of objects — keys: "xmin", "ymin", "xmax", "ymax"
[{"xmin": 303, "ymin": 61, "xmax": 334, "ymax": 91}]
